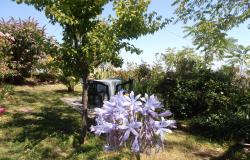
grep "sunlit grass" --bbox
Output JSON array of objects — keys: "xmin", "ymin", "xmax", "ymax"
[
  {"xmin": 141, "ymin": 131, "xmax": 225, "ymax": 160},
  {"xmin": 0, "ymin": 84, "xmax": 232, "ymax": 160}
]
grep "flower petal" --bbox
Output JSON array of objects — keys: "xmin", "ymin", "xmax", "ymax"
[
  {"xmin": 131, "ymin": 136, "xmax": 140, "ymax": 152},
  {"xmin": 159, "ymin": 110, "xmax": 172, "ymax": 117},
  {"xmin": 123, "ymin": 130, "xmax": 131, "ymax": 141}
]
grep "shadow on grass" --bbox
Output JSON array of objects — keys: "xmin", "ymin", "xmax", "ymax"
[
  {"xmin": 0, "ymin": 105, "xmax": 105, "ymax": 159},
  {"xmin": 13, "ymin": 90, "xmax": 81, "ymax": 109},
  {"xmin": 1, "ymin": 106, "xmax": 81, "ymax": 146},
  {"xmin": 0, "ymin": 86, "xmax": 112, "ymax": 159},
  {"xmin": 211, "ymin": 143, "xmax": 250, "ymax": 160},
  {"xmin": 54, "ymin": 89, "xmax": 81, "ymax": 95},
  {"xmin": 177, "ymin": 121, "xmax": 250, "ymax": 160},
  {"xmin": 14, "ymin": 90, "xmax": 63, "ymax": 105}
]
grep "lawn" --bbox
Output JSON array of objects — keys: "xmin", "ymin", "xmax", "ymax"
[{"xmin": 0, "ymin": 84, "xmax": 239, "ymax": 160}]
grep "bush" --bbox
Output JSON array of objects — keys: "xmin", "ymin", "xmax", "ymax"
[
  {"xmin": 0, "ymin": 18, "xmax": 58, "ymax": 84},
  {"xmin": 156, "ymin": 67, "xmax": 237, "ymax": 119},
  {"xmin": 190, "ymin": 112, "xmax": 250, "ymax": 142},
  {"xmin": 0, "ymin": 31, "xmax": 16, "ymax": 81},
  {"xmin": 33, "ymin": 73, "xmax": 59, "ymax": 84},
  {"xmin": 60, "ymin": 76, "xmax": 79, "ymax": 92},
  {"xmin": 124, "ymin": 63, "xmax": 164, "ymax": 95}
]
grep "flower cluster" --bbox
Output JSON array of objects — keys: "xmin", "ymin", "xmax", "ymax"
[
  {"xmin": 90, "ymin": 91, "xmax": 176, "ymax": 153},
  {"xmin": 0, "ymin": 107, "xmax": 6, "ymax": 115}
]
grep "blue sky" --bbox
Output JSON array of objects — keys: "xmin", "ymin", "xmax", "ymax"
[{"xmin": 1, "ymin": 0, "xmax": 250, "ymax": 67}]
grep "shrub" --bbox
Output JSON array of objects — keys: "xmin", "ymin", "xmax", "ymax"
[
  {"xmin": 157, "ymin": 67, "xmax": 238, "ymax": 119},
  {"xmin": 33, "ymin": 73, "xmax": 58, "ymax": 84},
  {"xmin": 0, "ymin": 31, "xmax": 16, "ymax": 81},
  {"xmin": 0, "ymin": 18, "xmax": 58, "ymax": 84},
  {"xmin": 60, "ymin": 76, "xmax": 79, "ymax": 92},
  {"xmin": 190, "ymin": 112, "xmax": 250, "ymax": 142},
  {"xmin": 128, "ymin": 63, "xmax": 164, "ymax": 95}
]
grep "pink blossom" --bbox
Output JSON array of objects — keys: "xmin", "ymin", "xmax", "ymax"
[{"xmin": 0, "ymin": 107, "xmax": 6, "ymax": 115}]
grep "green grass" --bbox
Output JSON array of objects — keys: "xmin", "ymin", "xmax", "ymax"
[{"xmin": 0, "ymin": 84, "xmax": 246, "ymax": 159}]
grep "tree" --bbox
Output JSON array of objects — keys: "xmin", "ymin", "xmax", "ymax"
[
  {"xmin": 225, "ymin": 44, "xmax": 250, "ymax": 76},
  {"xmin": 160, "ymin": 47, "xmax": 203, "ymax": 71},
  {"xmin": 0, "ymin": 18, "xmax": 57, "ymax": 83},
  {"xmin": 183, "ymin": 22, "xmax": 230, "ymax": 65},
  {"xmin": 172, "ymin": 0, "xmax": 250, "ymax": 66},
  {"xmin": 15, "ymin": 0, "xmax": 169, "ymax": 144}
]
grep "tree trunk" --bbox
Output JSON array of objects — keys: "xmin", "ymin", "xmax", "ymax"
[
  {"xmin": 79, "ymin": 75, "xmax": 89, "ymax": 144},
  {"xmin": 67, "ymin": 85, "xmax": 74, "ymax": 92}
]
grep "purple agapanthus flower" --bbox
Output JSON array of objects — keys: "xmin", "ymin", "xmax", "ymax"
[
  {"xmin": 90, "ymin": 120, "xmax": 117, "ymax": 135},
  {"xmin": 118, "ymin": 120, "xmax": 142, "ymax": 141},
  {"xmin": 90, "ymin": 91, "xmax": 176, "ymax": 154},
  {"xmin": 140, "ymin": 94, "xmax": 163, "ymax": 118},
  {"xmin": 124, "ymin": 91, "xmax": 142, "ymax": 113},
  {"xmin": 154, "ymin": 117, "xmax": 176, "ymax": 141}
]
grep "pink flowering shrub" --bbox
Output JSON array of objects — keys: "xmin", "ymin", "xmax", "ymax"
[
  {"xmin": 91, "ymin": 91, "xmax": 176, "ymax": 153},
  {"xmin": 0, "ymin": 17, "xmax": 58, "ymax": 82},
  {"xmin": 0, "ymin": 107, "xmax": 6, "ymax": 115}
]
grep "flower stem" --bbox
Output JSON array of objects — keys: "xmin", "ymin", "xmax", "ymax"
[{"xmin": 135, "ymin": 153, "xmax": 140, "ymax": 160}]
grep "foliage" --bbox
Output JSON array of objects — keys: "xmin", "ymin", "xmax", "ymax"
[
  {"xmin": 0, "ymin": 33, "xmax": 15, "ymax": 102},
  {"xmin": 120, "ymin": 62, "xmax": 164, "ymax": 95},
  {"xmin": 134, "ymin": 64, "xmax": 151, "ymax": 82},
  {"xmin": 173, "ymin": 0, "xmax": 250, "ymax": 63},
  {"xmin": 160, "ymin": 47, "xmax": 203, "ymax": 71},
  {"xmin": 60, "ymin": 76, "xmax": 79, "ymax": 93},
  {"xmin": 0, "ymin": 18, "xmax": 57, "ymax": 83},
  {"xmin": 224, "ymin": 44, "xmax": 250, "ymax": 76},
  {"xmin": 33, "ymin": 72, "xmax": 58, "ymax": 84},
  {"xmin": 91, "ymin": 91, "xmax": 176, "ymax": 154},
  {"xmin": 33, "ymin": 53, "xmax": 61, "ymax": 82},
  {"xmin": 92, "ymin": 63, "xmax": 117, "ymax": 79},
  {"xmin": 158, "ymin": 69, "xmax": 237, "ymax": 119},
  {"xmin": 0, "ymin": 31, "xmax": 15, "ymax": 81},
  {"xmin": 133, "ymin": 63, "xmax": 153, "ymax": 94},
  {"xmin": 31, "ymin": 54, "xmax": 60, "ymax": 84},
  {"xmin": 151, "ymin": 47, "xmax": 250, "ymax": 143},
  {"xmin": 54, "ymin": 52, "xmax": 79, "ymax": 92},
  {"xmin": 183, "ymin": 23, "xmax": 230, "ymax": 64},
  {"xmin": 155, "ymin": 48, "xmax": 240, "ymax": 119},
  {"xmin": 15, "ymin": 0, "xmax": 169, "ymax": 79},
  {"xmin": 232, "ymin": 88, "xmax": 250, "ymax": 120},
  {"xmin": 190, "ymin": 111, "xmax": 250, "ymax": 142},
  {"xmin": 118, "ymin": 50, "xmax": 201, "ymax": 96},
  {"xmin": 173, "ymin": 0, "xmax": 250, "ymax": 29}
]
